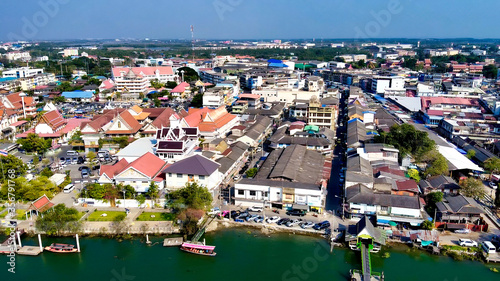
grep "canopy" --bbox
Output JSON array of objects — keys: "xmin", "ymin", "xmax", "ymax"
[{"xmin": 181, "ymin": 243, "xmax": 215, "ymax": 250}]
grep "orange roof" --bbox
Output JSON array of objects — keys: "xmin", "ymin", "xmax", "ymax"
[
  {"xmin": 41, "ymin": 110, "xmax": 67, "ymax": 131},
  {"xmin": 184, "ymin": 106, "xmax": 237, "ymax": 133},
  {"xmin": 28, "ymin": 194, "xmax": 54, "ymax": 212},
  {"xmin": 133, "ymin": 111, "xmax": 151, "ymax": 120}
]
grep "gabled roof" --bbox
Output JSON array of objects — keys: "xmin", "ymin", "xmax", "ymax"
[
  {"xmin": 436, "ymin": 194, "xmax": 483, "ymax": 215},
  {"xmin": 100, "ymin": 159, "xmax": 129, "ymax": 178},
  {"xmin": 184, "ymin": 106, "xmax": 237, "ymax": 133},
  {"xmin": 40, "ymin": 110, "xmax": 67, "ymax": 131},
  {"xmin": 171, "ymin": 82, "xmax": 190, "ymax": 93},
  {"xmin": 162, "ymin": 154, "xmax": 220, "ymax": 176},
  {"xmin": 118, "ymin": 152, "xmax": 167, "ymax": 178},
  {"xmin": 27, "ymin": 194, "xmax": 54, "ymax": 212},
  {"xmin": 105, "ymin": 110, "xmax": 142, "ymax": 134}
]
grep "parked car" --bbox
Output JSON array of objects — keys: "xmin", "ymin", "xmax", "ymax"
[
  {"xmin": 489, "ymin": 182, "xmax": 498, "ymax": 189},
  {"xmin": 286, "ymin": 219, "xmax": 303, "ymax": 227},
  {"xmin": 266, "ymin": 216, "xmax": 280, "ymax": 224},
  {"xmin": 277, "ymin": 218, "xmax": 290, "ymax": 226},
  {"xmin": 286, "ymin": 210, "xmax": 306, "ymax": 217},
  {"xmin": 208, "ymin": 207, "xmax": 221, "ymax": 216},
  {"xmin": 66, "ymin": 150, "xmax": 78, "ymax": 156},
  {"xmin": 300, "ymin": 221, "xmax": 315, "ymax": 229},
  {"xmin": 313, "ymin": 221, "xmax": 331, "ymax": 230},
  {"xmin": 220, "ymin": 210, "xmax": 230, "ymax": 218},
  {"xmin": 454, "ymin": 228, "xmax": 471, "ymax": 234},
  {"xmin": 248, "ymin": 206, "xmax": 264, "ymax": 212},
  {"xmin": 459, "ymin": 239, "xmax": 478, "ymax": 247},
  {"xmin": 63, "ymin": 184, "xmax": 75, "ymax": 193},
  {"xmin": 78, "ymin": 166, "xmax": 90, "ymax": 171},
  {"xmin": 71, "ymin": 157, "xmax": 78, "ymax": 165},
  {"xmin": 246, "ymin": 214, "xmax": 259, "ymax": 222},
  {"xmin": 77, "ymin": 156, "xmax": 85, "ymax": 164},
  {"xmin": 233, "ymin": 175, "xmax": 241, "ymax": 181},
  {"xmin": 235, "ymin": 212, "xmax": 249, "ymax": 220},
  {"xmin": 254, "ymin": 215, "xmax": 265, "ymax": 223},
  {"xmin": 81, "ymin": 169, "xmax": 89, "ymax": 178}
]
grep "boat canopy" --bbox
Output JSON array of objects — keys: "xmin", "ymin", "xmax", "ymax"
[{"xmin": 181, "ymin": 243, "xmax": 215, "ymax": 250}]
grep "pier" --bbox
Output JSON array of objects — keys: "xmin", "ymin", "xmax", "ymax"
[{"xmin": 163, "ymin": 237, "xmax": 183, "ymax": 247}]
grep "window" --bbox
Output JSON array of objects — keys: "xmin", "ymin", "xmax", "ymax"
[
  {"xmin": 177, "ymin": 173, "xmax": 182, "ymax": 178},
  {"xmin": 199, "ymin": 175, "xmax": 205, "ymax": 180},
  {"xmin": 169, "ymin": 173, "xmax": 172, "ymax": 177},
  {"xmin": 238, "ymin": 190, "xmax": 244, "ymax": 195},
  {"xmin": 249, "ymin": 191, "xmax": 256, "ymax": 196}
]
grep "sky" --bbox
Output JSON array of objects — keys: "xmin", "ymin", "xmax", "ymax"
[{"xmin": 1, "ymin": 0, "xmax": 500, "ymax": 41}]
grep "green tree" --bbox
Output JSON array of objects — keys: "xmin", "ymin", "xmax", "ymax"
[
  {"xmin": 0, "ymin": 155, "xmax": 27, "ymax": 179},
  {"xmin": 424, "ymin": 152, "xmax": 448, "ymax": 177},
  {"xmin": 87, "ymin": 151, "xmax": 97, "ymax": 170},
  {"xmin": 375, "ymin": 124, "xmax": 435, "ymax": 160},
  {"xmin": 190, "ymin": 93, "xmax": 203, "ymax": 108},
  {"xmin": 166, "ymin": 81, "xmax": 178, "ymax": 88},
  {"xmin": 40, "ymin": 167, "xmax": 54, "ymax": 178},
  {"xmin": 146, "ymin": 182, "xmax": 159, "ymax": 206},
  {"xmin": 483, "ymin": 64, "xmax": 498, "ymax": 79},
  {"xmin": 0, "ymin": 176, "xmax": 57, "ymax": 201},
  {"xmin": 459, "ymin": 177, "xmax": 485, "ymax": 198},
  {"xmin": 136, "ymin": 194, "xmax": 146, "ymax": 206},
  {"xmin": 86, "ymin": 183, "xmax": 107, "ymax": 200},
  {"xmin": 150, "ymin": 79, "xmax": 164, "ymax": 89},
  {"xmin": 178, "ymin": 67, "xmax": 199, "ymax": 82},
  {"xmin": 17, "ymin": 133, "xmax": 51, "ymax": 155},
  {"xmin": 245, "ymin": 168, "xmax": 258, "ymax": 178},
  {"xmin": 466, "ymin": 149, "xmax": 476, "ymax": 160},
  {"xmin": 169, "ymin": 182, "xmax": 213, "ymax": 211},
  {"xmin": 407, "ymin": 168, "xmax": 420, "ymax": 182},
  {"xmin": 421, "ymin": 220, "xmax": 434, "ymax": 230},
  {"xmin": 484, "ymin": 157, "xmax": 500, "ymax": 179},
  {"xmin": 54, "ymin": 96, "xmax": 66, "ymax": 103},
  {"xmin": 36, "ymin": 204, "xmax": 82, "ymax": 235},
  {"xmin": 154, "ymin": 97, "xmax": 161, "ymax": 107},
  {"xmin": 427, "ymin": 191, "xmax": 443, "ymax": 205}
]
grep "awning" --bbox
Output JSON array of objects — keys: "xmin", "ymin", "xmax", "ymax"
[{"xmin": 292, "ymin": 204, "xmax": 309, "ymax": 210}]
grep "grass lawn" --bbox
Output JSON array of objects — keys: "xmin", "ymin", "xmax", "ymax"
[
  {"xmin": 87, "ymin": 211, "xmax": 126, "ymax": 221},
  {"xmin": 136, "ymin": 212, "xmax": 175, "ymax": 221}
]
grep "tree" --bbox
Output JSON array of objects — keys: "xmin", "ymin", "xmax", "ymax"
[
  {"xmin": 407, "ymin": 169, "xmax": 420, "ymax": 182},
  {"xmin": 483, "ymin": 64, "xmax": 498, "ymax": 79},
  {"xmin": 154, "ymin": 97, "xmax": 161, "ymax": 107},
  {"xmin": 466, "ymin": 149, "xmax": 476, "ymax": 160},
  {"xmin": 87, "ymin": 151, "xmax": 96, "ymax": 170},
  {"xmin": 424, "ymin": 152, "xmax": 448, "ymax": 177},
  {"xmin": 54, "ymin": 96, "xmax": 66, "ymax": 104},
  {"xmin": 484, "ymin": 157, "xmax": 500, "ymax": 179},
  {"xmin": 1, "ymin": 176, "xmax": 57, "ymax": 202},
  {"xmin": 459, "ymin": 177, "xmax": 485, "ymax": 198},
  {"xmin": 17, "ymin": 133, "xmax": 51, "ymax": 155},
  {"xmin": 427, "ymin": 191, "xmax": 443, "ymax": 205},
  {"xmin": 245, "ymin": 168, "xmax": 258, "ymax": 178},
  {"xmin": 150, "ymin": 79, "xmax": 164, "ymax": 89},
  {"xmin": 36, "ymin": 204, "xmax": 82, "ymax": 235},
  {"xmin": 86, "ymin": 183, "xmax": 107, "ymax": 200},
  {"xmin": 421, "ymin": 220, "xmax": 434, "ymax": 230},
  {"xmin": 136, "ymin": 194, "xmax": 146, "ymax": 206},
  {"xmin": 190, "ymin": 93, "xmax": 203, "ymax": 108},
  {"xmin": 169, "ymin": 182, "xmax": 213, "ymax": 211},
  {"xmin": 178, "ymin": 67, "xmax": 199, "ymax": 82},
  {"xmin": 375, "ymin": 124, "xmax": 435, "ymax": 160},
  {"xmin": 0, "ymin": 155, "xmax": 27, "ymax": 179},
  {"xmin": 146, "ymin": 182, "xmax": 159, "ymax": 207},
  {"xmin": 166, "ymin": 81, "xmax": 178, "ymax": 88}
]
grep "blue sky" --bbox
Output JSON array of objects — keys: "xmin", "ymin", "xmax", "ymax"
[{"xmin": 1, "ymin": 0, "xmax": 499, "ymax": 41}]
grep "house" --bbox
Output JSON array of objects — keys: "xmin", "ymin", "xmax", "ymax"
[
  {"xmin": 236, "ymin": 115, "xmax": 273, "ymax": 147},
  {"xmin": 141, "ymin": 107, "xmax": 178, "ymax": 137},
  {"xmin": 346, "ymin": 183, "xmax": 425, "ymax": 226},
  {"xmin": 154, "ymin": 121, "xmax": 199, "ymax": 163},
  {"xmin": 361, "ymin": 143, "xmax": 399, "ymax": 163},
  {"xmin": 181, "ymin": 106, "xmax": 239, "ymax": 139},
  {"xmin": 436, "ymin": 194, "xmax": 484, "ymax": 225},
  {"xmin": 25, "ymin": 194, "xmax": 54, "ymax": 219},
  {"xmin": 98, "ymin": 152, "xmax": 168, "ymax": 192},
  {"xmin": 170, "ymin": 82, "xmax": 191, "ymax": 98},
  {"xmin": 234, "ymin": 145, "xmax": 330, "ymax": 213},
  {"xmin": 115, "ymin": 137, "xmax": 156, "ymax": 163},
  {"xmin": 345, "ymin": 155, "xmax": 373, "ymax": 189},
  {"xmin": 162, "ymin": 154, "xmax": 222, "ymax": 192},
  {"xmin": 419, "ymin": 175, "xmax": 460, "ymax": 194},
  {"xmin": 1, "ymin": 92, "xmax": 37, "ymax": 118},
  {"xmin": 215, "ymin": 141, "xmax": 250, "ymax": 183}
]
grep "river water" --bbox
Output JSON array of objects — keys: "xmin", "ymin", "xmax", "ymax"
[{"xmin": 1, "ymin": 228, "xmax": 499, "ymax": 281}]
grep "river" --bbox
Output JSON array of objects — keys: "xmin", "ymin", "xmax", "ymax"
[{"xmin": 1, "ymin": 228, "xmax": 499, "ymax": 281}]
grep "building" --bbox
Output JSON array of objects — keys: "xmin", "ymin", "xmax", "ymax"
[
  {"xmin": 61, "ymin": 91, "xmax": 95, "ymax": 102},
  {"xmin": 62, "ymin": 48, "xmax": 79, "ymax": 57},
  {"xmin": 154, "ymin": 121, "xmax": 199, "ymax": 163},
  {"xmin": 418, "ymin": 175, "xmax": 461, "ymax": 195},
  {"xmin": 1, "ymin": 92, "xmax": 37, "ymax": 118},
  {"xmin": 307, "ymin": 96, "xmax": 338, "ymax": 130},
  {"xmin": 436, "ymin": 194, "xmax": 484, "ymax": 225},
  {"xmin": 112, "ymin": 66, "xmax": 177, "ymax": 96},
  {"xmin": 98, "ymin": 152, "xmax": 168, "ymax": 192},
  {"xmin": 234, "ymin": 145, "xmax": 330, "ymax": 213},
  {"xmin": 3, "ymin": 51, "xmax": 31, "ymax": 61},
  {"xmin": 2, "ymin": 67, "xmax": 44, "ymax": 78},
  {"xmin": 162, "ymin": 154, "xmax": 222, "ymax": 192},
  {"xmin": 181, "ymin": 106, "xmax": 239, "ymax": 139}
]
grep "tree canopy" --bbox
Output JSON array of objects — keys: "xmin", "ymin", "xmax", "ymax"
[
  {"xmin": 36, "ymin": 204, "xmax": 82, "ymax": 235},
  {"xmin": 0, "ymin": 176, "xmax": 57, "ymax": 201},
  {"xmin": 17, "ymin": 133, "xmax": 52, "ymax": 155},
  {"xmin": 375, "ymin": 124, "xmax": 435, "ymax": 160},
  {"xmin": 484, "ymin": 157, "xmax": 500, "ymax": 178},
  {"xmin": 178, "ymin": 67, "xmax": 200, "ymax": 82},
  {"xmin": 459, "ymin": 177, "xmax": 485, "ymax": 198},
  {"xmin": 0, "ymin": 155, "xmax": 27, "ymax": 179},
  {"xmin": 169, "ymin": 182, "xmax": 212, "ymax": 211}
]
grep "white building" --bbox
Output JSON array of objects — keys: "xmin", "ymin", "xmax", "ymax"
[
  {"xmin": 62, "ymin": 48, "xmax": 79, "ymax": 57},
  {"xmin": 4, "ymin": 52, "xmax": 31, "ymax": 61},
  {"xmin": 163, "ymin": 155, "xmax": 222, "ymax": 193},
  {"xmin": 2, "ymin": 67, "xmax": 44, "ymax": 78},
  {"xmin": 112, "ymin": 66, "xmax": 177, "ymax": 96}
]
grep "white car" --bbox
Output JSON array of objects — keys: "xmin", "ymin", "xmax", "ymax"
[
  {"xmin": 489, "ymin": 182, "xmax": 498, "ymax": 189},
  {"xmin": 454, "ymin": 228, "xmax": 471, "ymax": 234},
  {"xmin": 266, "ymin": 216, "xmax": 280, "ymax": 224},
  {"xmin": 459, "ymin": 239, "xmax": 478, "ymax": 247},
  {"xmin": 248, "ymin": 206, "xmax": 263, "ymax": 212},
  {"xmin": 63, "ymin": 184, "xmax": 75, "ymax": 193},
  {"xmin": 208, "ymin": 207, "xmax": 220, "ymax": 215}
]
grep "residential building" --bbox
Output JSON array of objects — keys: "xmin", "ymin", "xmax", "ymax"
[
  {"xmin": 181, "ymin": 106, "xmax": 239, "ymax": 139},
  {"xmin": 418, "ymin": 175, "xmax": 461, "ymax": 195},
  {"xmin": 2, "ymin": 67, "xmax": 44, "ymax": 78},
  {"xmin": 436, "ymin": 194, "xmax": 484, "ymax": 224},
  {"xmin": 162, "ymin": 154, "xmax": 222, "ymax": 192},
  {"xmin": 112, "ymin": 66, "xmax": 177, "ymax": 96}
]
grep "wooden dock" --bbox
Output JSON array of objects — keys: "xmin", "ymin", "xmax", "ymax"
[
  {"xmin": 17, "ymin": 246, "xmax": 42, "ymax": 256},
  {"xmin": 163, "ymin": 237, "xmax": 183, "ymax": 247},
  {"xmin": 486, "ymin": 252, "xmax": 500, "ymax": 263}
]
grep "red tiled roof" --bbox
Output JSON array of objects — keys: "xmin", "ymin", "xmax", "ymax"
[
  {"xmin": 41, "ymin": 110, "xmax": 67, "ymax": 131},
  {"xmin": 184, "ymin": 106, "xmax": 237, "ymax": 133},
  {"xmin": 29, "ymin": 194, "xmax": 54, "ymax": 212},
  {"xmin": 100, "ymin": 159, "xmax": 129, "ymax": 178},
  {"xmin": 396, "ymin": 179, "xmax": 419, "ymax": 193},
  {"xmin": 171, "ymin": 82, "xmax": 190, "ymax": 93}
]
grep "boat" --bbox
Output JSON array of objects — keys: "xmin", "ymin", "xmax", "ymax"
[
  {"xmin": 44, "ymin": 243, "xmax": 78, "ymax": 253},
  {"xmin": 179, "ymin": 242, "xmax": 216, "ymax": 257}
]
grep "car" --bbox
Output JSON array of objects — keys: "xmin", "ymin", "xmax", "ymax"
[
  {"xmin": 454, "ymin": 228, "xmax": 471, "ymax": 234},
  {"xmin": 66, "ymin": 150, "xmax": 78, "ymax": 156},
  {"xmin": 235, "ymin": 212, "xmax": 249, "ymax": 220},
  {"xmin": 233, "ymin": 175, "xmax": 241, "ymax": 181},
  {"xmin": 78, "ymin": 166, "xmax": 90, "ymax": 171},
  {"xmin": 246, "ymin": 214, "xmax": 259, "ymax": 222},
  {"xmin": 219, "ymin": 210, "xmax": 230, "ymax": 218},
  {"xmin": 77, "ymin": 156, "xmax": 85, "ymax": 164},
  {"xmin": 254, "ymin": 215, "xmax": 265, "ymax": 223},
  {"xmin": 489, "ymin": 182, "xmax": 498, "ymax": 189},
  {"xmin": 63, "ymin": 184, "xmax": 75, "ymax": 193},
  {"xmin": 81, "ymin": 170, "xmax": 89, "ymax": 178},
  {"xmin": 208, "ymin": 207, "xmax": 221, "ymax": 216},
  {"xmin": 459, "ymin": 239, "xmax": 478, "ymax": 247},
  {"xmin": 286, "ymin": 219, "xmax": 303, "ymax": 227},
  {"xmin": 313, "ymin": 221, "xmax": 331, "ymax": 230},
  {"xmin": 266, "ymin": 216, "xmax": 280, "ymax": 224},
  {"xmin": 71, "ymin": 157, "xmax": 78, "ymax": 165},
  {"xmin": 248, "ymin": 206, "xmax": 264, "ymax": 212},
  {"xmin": 286, "ymin": 210, "xmax": 306, "ymax": 217},
  {"xmin": 277, "ymin": 218, "xmax": 290, "ymax": 226},
  {"xmin": 300, "ymin": 221, "xmax": 315, "ymax": 229},
  {"xmin": 92, "ymin": 164, "xmax": 100, "ymax": 171}
]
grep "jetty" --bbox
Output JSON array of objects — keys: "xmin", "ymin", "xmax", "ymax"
[
  {"xmin": 346, "ymin": 216, "xmax": 385, "ymax": 281},
  {"xmin": 163, "ymin": 237, "xmax": 183, "ymax": 247}
]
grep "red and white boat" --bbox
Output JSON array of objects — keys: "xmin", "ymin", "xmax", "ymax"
[
  {"xmin": 44, "ymin": 243, "xmax": 78, "ymax": 253},
  {"xmin": 180, "ymin": 242, "xmax": 216, "ymax": 257}
]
